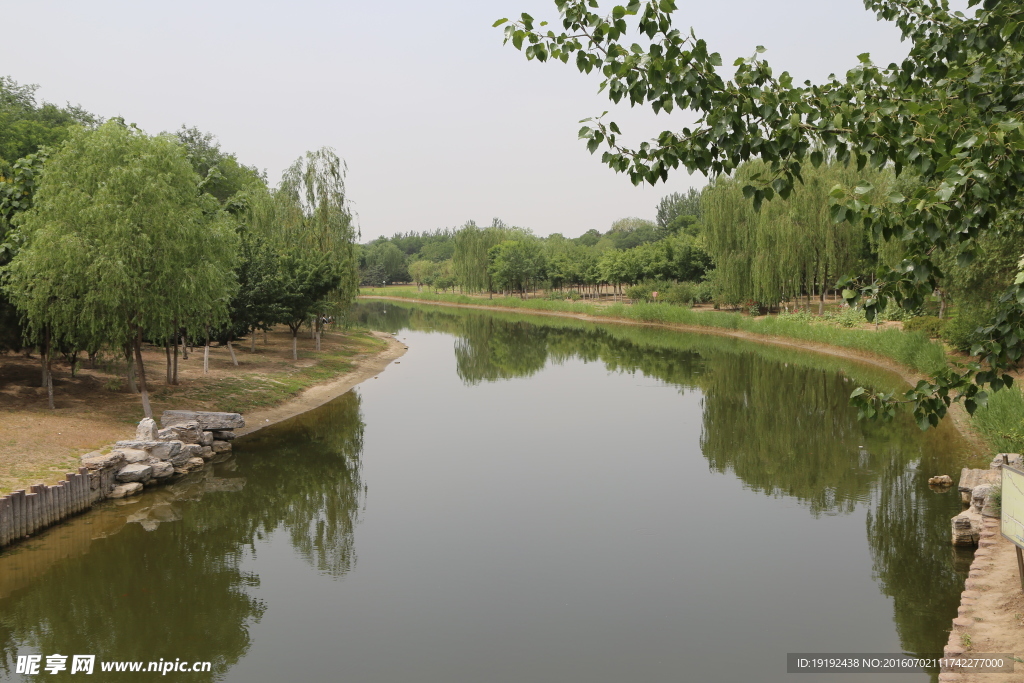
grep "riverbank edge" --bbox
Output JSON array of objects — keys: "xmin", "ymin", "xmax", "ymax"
[
  {"xmin": 361, "ymin": 294, "xmax": 1020, "ymax": 666},
  {"xmin": 361, "ymin": 294, "xmax": 987, "ymax": 450},
  {"xmin": 0, "ymin": 331, "xmax": 407, "ymax": 551},
  {"xmin": 233, "ymin": 330, "xmax": 406, "ymax": 439}
]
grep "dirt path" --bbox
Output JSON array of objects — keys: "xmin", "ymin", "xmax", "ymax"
[{"xmin": 235, "ymin": 331, "xmax": 406, "ymax": 437}]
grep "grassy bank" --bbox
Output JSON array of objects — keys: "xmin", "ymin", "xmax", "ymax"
[
  {"xmin": 362, "ymin": 287, "xmax": 1024, "ymax": 455},
  {"xmin": 361, "ymin": 286, "xmax": 947, "ymax": 375}
]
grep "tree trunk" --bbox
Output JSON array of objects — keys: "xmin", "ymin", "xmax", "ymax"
[
  {"xmin": 251, "ymin": 330, "xmax": 257, "ymax": 352},
  {"xmin": 133, "ymin": 327, "xmax": 153, "ymax": 419},
  {"xmin": 181, "ymin": 330, "xmax": 189, "ymax": 360},
  {"xmin": 264, "ymin": 329, "xmax": 268, "ymax": 345},
  {"xmin": 42, "ymin": 326, "xmax": 54, "ymax": 410},
  {"xmin": 938, "ymin": 289, "xmax": 946, "ymax": 319},
  {"xmin": 292, "ymin": 329, "xmax": 298, "ymax": 361},
  {"xmin": 227, "ymin": 338, "xmax": 238, "ymax": 366},
  {"xmin": 203, "ymin": 326, "xmax": 210, "ymax": 374},
  {"xmin": 315, "ymin": 318, "xmax": 321, "ymax": 352},
  {"xmin": 125, "ymin": 344, "xmax": 138, "ymax": 394},
  {"xmin": 172, "ymin": 335, "xmax": 179, "ymax": 385},
  {"xmin": 818, "ymin": 287, "xmax": 825, "ymax": 316},
  {"xmin": 165, "ymin": 342, "xmax": 172, "ymax": 384}
]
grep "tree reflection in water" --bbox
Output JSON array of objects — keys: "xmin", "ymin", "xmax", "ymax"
[
  {"xmin": 0, "ymin": 391, "xmax": 365, "ymax": 681},
  {"xmin": 356, "ymin": 301, "xmax": 971, "ymax": 663}
]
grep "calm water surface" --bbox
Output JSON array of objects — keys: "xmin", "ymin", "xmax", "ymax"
[{"xmin": 0, "ymin": 302, "xmax": 975, "ymax": 682}]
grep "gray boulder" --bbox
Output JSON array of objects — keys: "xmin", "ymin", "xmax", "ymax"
[
  {"xmin": 80, "ymin": 451, "xmax": 126, "ymax": 471},
  {"xmin": 170, "ymin": 444, "xmax": 203, "ymax": 467},
  {"xmin": 135, "ymin": 418, "xmax": 159, "ymax": 441},
  {"xmin": 150, "ymin": 461, "xmax": 175, "ymax": 479},
  {"xmin": 200, "ymin": 431, "xmax": 214, "ymax": 447},
  {"xmin": 157, "ymin": 421, "xmax": 202, "ymax": 444},
  {"xmin": 109, "ymin": 482, "xmax": 144, "ymax": 499},
  {"xmin": 161, "ymin": 410, "xmax": 244, "ymax": 431},
  {"xmin": 211, "ymin": 430, "xmax": 236, "ymax": 441},
  {"xmin": 211, "ymin": 440, "xmax": 232, "ymax": 454},
  {"xmin": 117, "ymin": 448, "xmax": 150, "ymax": 464},
  {"xmin": 117, "ymin": 463, "xmax": 153, "ymax": 483}
]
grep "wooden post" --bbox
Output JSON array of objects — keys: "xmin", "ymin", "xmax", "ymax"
[
  {"xmin": 11, "ymin": 490, "xmax": 23, "ymax": 539},
  {"xmin": 1016, "ymin": 547, "xmax": 1024, "ymax": 593},
  {"xmin": 0, "ymin": 496, "xmax": 11, "ymax": 547},
  {"xmin": 55, "ymin": 484, "xmax": 65, "ymax": 523},
  {"xmin": 25, "ymin": 490, "xmax": 37, "ymax": 536}
]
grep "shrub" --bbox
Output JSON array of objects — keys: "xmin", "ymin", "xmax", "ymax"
[
  {"xmin": 942, "ymin": 306, "xmax": 992, "ymax": 352},
  {"xmin": 903, "ymin": 315, "xmax": 947, "ymax": 338}
]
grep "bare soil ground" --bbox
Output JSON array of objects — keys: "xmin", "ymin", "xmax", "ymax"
[{"xmin": 0, "ymin": 326, "xmax": 397, "ymax": 495}]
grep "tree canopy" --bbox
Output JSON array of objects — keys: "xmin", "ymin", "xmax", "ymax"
[
  {"xmin": 3, "ymin": 121, "xmax": 238, "ymax": 415},
  {"xmin": 498, "ymin": 0, "xmax": 1024, "ymax": 427}
]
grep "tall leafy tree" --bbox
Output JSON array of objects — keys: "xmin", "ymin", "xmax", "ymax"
[
  {"xmin": 499, "ymin": 0, "xmax": 1024, "ymax": 424},
  {"xmin": 3, "ymin": 121, "xmax": 238, "ymax": 415}
]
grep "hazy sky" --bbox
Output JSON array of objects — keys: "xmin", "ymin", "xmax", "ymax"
[{"xmin": 3, "ymin": 1, "xmax": 951, "ymax": 240}]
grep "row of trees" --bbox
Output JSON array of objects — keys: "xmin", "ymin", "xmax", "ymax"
[{"xmin": 0, "ymin": 78, "xmax": 359, "ymax": 416}]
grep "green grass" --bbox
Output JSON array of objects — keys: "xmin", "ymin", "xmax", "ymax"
[{"xmin": 971, "ymin": 385, "xmax": 1024, "ymax": 454}]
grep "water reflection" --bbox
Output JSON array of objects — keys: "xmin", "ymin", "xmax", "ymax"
[
  {"xmin": 0, "ymin": 391, "xmax": 365, "ymax": 681},
  {"xmin": 356, "ymin": 301, "xmax": 970, "ymax": 669}
]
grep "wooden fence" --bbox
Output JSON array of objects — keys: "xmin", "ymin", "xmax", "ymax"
[{"xmin": 0, "ymin": 466, "xmax": 115, "ymax": 549}]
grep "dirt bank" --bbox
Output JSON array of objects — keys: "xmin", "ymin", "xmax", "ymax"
[
  {"xmin": 235, "ymin": 331, "xmax": 405, "ymax": 437},
  {"xmin": 0, "ymin": 326, "xmax": 401, "ymax": 495}
]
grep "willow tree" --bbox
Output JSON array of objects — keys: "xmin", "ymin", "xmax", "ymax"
[
  {"xmin": 453, "ymin": 219, "xmax": 513, "ymax": 295},
  {"xmin": 705, "ymin": 160, "xmax": 887, "ymax": 311},
  {"xmin": 275, "ymin": 148, "xmax": 358, "ymax": 340},
  {"xmin": 3, "ymin": 121, "xmax": 238, "ymax": 416}
]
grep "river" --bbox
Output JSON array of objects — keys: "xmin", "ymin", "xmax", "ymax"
[{"xmin": 0, "ymin": 302, "xmax": 974, "ymax": 682}]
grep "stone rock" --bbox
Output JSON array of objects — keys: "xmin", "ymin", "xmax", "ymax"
[
  {"xmin": 113, "ymin": 440, "xmax": 182, "ymax": 461},
  {"xmin": 211, "ymin": 440, "xmax": 232, "ymax": 454},
  {"xmin": 929, "ymin": 474, "xmax": 954, "ymax": 486},
  {"xmin": 211, "ymin": 430, "xmax": 236, "ymax": 441},
  {"xmin": 150, "ymin": 461, "xmax": 174, "ymax": 479},
  {"xmin": 959, "ymin": 467, "xmax": 1000, "ymax": 494},
  {"xmin": 80, "ymin": 451, "xmax": 125, "ymax": 471},
  {"xmin": 135, "ymin": 417, "xmax": 158, "ymax": 441},
  {"xmin": 117, "ymin": 448, "xmax": 150, "ymax": 464},
  {"xmin": 109, "ymin": 482, "xmax": 144, "ymax": 499},
  {"xmin": 161, "ymin": 410, "xmax": 245, "ymax": 431},
  {"xmin": 174, "ymin": 457, "xmax": 206, "ymax": 475},
  {"xmin": 952, "ymin": 510, "xmax": 981, "ymax": 546},
  {"xmin": 199, "ymin": 446, "xmax": 214, "ymax": 461},
  {"xmin": 170, "ymin": 444, "xmax": 203, "ymax": 467},
  {"xmin": 157, "ymin": 421, "xmax": 202, "ymax": 444},
  {"xmin": 990, "ymin": 453, "xmax": 1023, "ymax": 470},
  {"xmin": 972, "ymin": 484, "xmax": 993, "ymax": 513},
  {"xmin": 116, "ymin": 463, "xmax": 153, "ymax": 483},
  {"xmin": 199, "ymin": 431, "xmax": 214, "ymax": 447}
]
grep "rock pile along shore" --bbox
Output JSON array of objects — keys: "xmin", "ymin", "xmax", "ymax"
[{"xmin": 81, "ymin": 410, "xmax": 245, "ymax": 500}]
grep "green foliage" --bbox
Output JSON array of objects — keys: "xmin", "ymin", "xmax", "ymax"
[
  {"xmin": 705, "ymin": 160, "xmax": 886, "ymax": 308},
  {"xmin": 941, "ymin": 306, "xmax": 992, "ymax": 353},
  {"xmin": 489, "ymin": 238, "xmax": 546, "ymax": 295},
  {"xmin": 0, "ymin": 75, "xmax": 95, "ymax": 176},
  {"xmin": 5, "ymin": 121, "xmax": 238, "ymax": 351},
  {"xmin": 277, "ymin": 249, "xmax": 341, "ymax": 337},
  {"xmin": 655, "ymin": 188, "xmax": 702, "ymax": 233},
  {"xmin": 902, "ymin": 315, "xmax": 947, "ymax": 338},
  {"xmin": 500, "ymin": 0, "xmax": 1024, "ymax": 429},
  {"xmin": 363, "ymin": 240, "xmax": 409, "ymax": 284}
]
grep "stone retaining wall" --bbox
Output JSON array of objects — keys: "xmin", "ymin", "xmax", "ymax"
[{"xmin": 0, "ymin": 410, "xmax": 243, "ymax": 550}]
